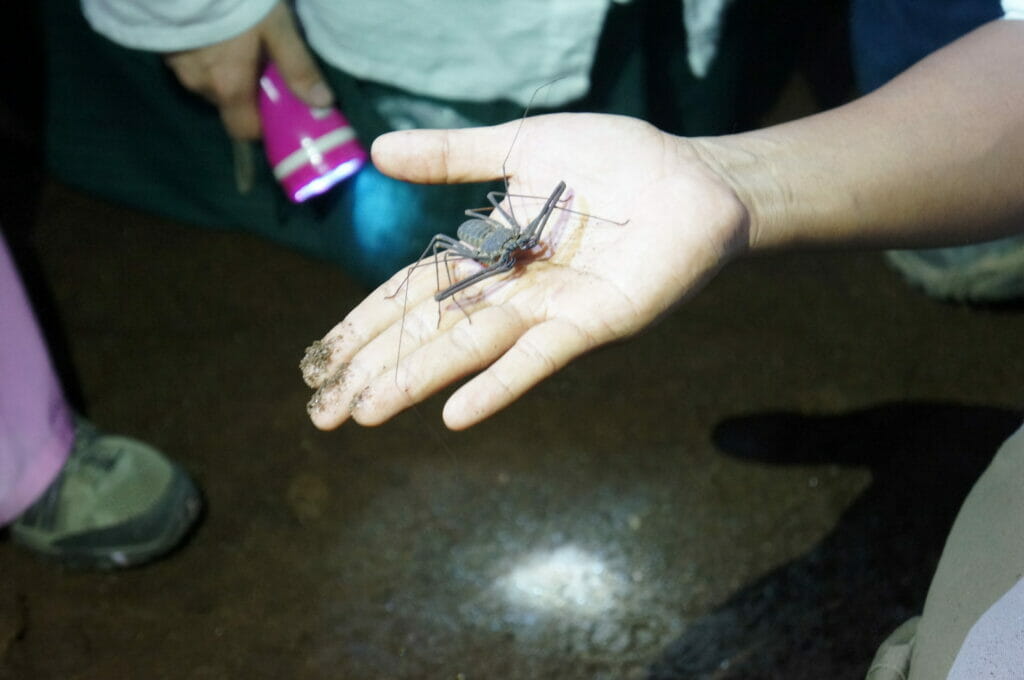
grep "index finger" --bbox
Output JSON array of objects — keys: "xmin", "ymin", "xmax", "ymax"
[
  {"xmin": 210, "ymin": 57, "xmax": 262, "ymax": 140},
  {"xmin": 299, "ymin": 253, "xmax": 456, "ymax": 389}
]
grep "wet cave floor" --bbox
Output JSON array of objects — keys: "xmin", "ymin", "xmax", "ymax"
[{"xmin": 2, "ymin": 179, "xmax": 1023, "ymax": 680}]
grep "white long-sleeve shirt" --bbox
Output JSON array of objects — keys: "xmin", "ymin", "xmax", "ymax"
[
  {"xmin": 81, "ymin": 0, "xmax": 612, "ymax": 107},
  {"xmin": 80, "ymin": 0, "xmax": 1024, "ymax": 107}
]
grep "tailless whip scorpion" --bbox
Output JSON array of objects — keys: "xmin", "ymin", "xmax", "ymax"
[
  {"xmin": 401, "ymin": 180, "xmax": 568, "ymax": 304},
  {"xmin": 388, "ymin": 172, "xmax": 628, "ymax": 381},
  {"xmin": 388, "ymin": 85, "xmax": 627, "ymax": 373}
]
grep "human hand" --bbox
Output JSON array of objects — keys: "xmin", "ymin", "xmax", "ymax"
[
  {"xmin": 164, "ymin": 1, "xmax": 332, "ymax": 140},
  {"xmin": 302, "ymin": 113, "xmax": 751, "ymax": 430}
]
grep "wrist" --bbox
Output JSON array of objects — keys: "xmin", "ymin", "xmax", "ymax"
[{"xmin": 687, "ymin": 134, "xmax": 789, "ymax": 254}]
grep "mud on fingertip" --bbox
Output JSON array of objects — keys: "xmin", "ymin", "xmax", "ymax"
[
  {"xmin": 305, "ymin": 364, "xmax": 350, "ymax": 417},
  {"xmin": 299, "ymin": 335, "xmax": 343, "ymax": 388}
]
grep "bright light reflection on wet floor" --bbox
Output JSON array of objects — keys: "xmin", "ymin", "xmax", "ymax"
[{"xmin": 497, "ymin": 545, "xmax": 626, "ymax": 617}]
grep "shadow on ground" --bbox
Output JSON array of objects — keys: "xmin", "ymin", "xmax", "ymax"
[{"xmin": 650, "ymin": 402, "xmax": 1022, "ymax": 680}]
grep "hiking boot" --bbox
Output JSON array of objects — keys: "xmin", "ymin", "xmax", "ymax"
[{"xmin": 10, "ymin": 418, "xmax": 201, "ymax": 569}]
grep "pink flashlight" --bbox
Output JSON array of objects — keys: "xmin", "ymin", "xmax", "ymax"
[{"xmin": 258, "ymin": 62, "xmax": 367, "ymax": 202}]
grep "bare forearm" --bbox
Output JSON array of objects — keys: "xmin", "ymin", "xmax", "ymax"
[{"xmin": 696, "ymin": 19, "xmax": 1024, "ymax": 253}]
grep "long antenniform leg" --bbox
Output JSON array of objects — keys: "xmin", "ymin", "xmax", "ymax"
[
  {"xmin": 391, "ymin": 233, "xmax": 486, "ymax": 376},
  {"xmin": 386, "ymin": 234, "xmax": 475, "ymax": 300}
]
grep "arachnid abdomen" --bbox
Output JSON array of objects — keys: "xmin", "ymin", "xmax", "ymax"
[{"xmin": 457, "ymin": 219, "xmax": 517, "ymax": 264}]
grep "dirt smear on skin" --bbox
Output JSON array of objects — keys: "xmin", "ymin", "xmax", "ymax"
[
  {"xmin": 306, "ymin": 363, "xmax": 349, "ymax": 416},
  {"xmin": 300, "ymin": 336, "xmax": 342, "ymax": 387}
]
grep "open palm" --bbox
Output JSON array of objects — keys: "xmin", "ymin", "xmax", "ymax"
[{"xmin": 303, "ymin": 113, "xmax": 749, "ymax": 430}]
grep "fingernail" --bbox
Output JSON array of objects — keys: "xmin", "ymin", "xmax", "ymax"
[{"xmin": 307, "ymin": 82, "xmax": 334, "ymax": 108}]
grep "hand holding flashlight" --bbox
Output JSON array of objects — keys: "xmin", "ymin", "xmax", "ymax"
[
  {"xmin": 259, "ymin": 62, "xmax": 367, "ymax": 202},
  {"xmin": 164, "ymin": 1, "xmax": 331, "ymax": 141}
]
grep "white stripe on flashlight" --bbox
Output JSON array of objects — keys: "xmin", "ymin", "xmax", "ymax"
[{"xmin": 272, "ymin": 126, "xmax": 358, "ymax": 180}]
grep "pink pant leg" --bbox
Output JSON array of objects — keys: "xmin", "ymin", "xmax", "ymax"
[{"xmin": 0, "ymin": 232, "xmax": 74, "ymax": 526}]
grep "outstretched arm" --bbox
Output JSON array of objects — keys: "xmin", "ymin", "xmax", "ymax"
[
  {"xmin": 711, "ymin": 18, "xmax": 1024, "ymax": 253},
  {"xmin": 303, "ymin": 18, "xmax": 1024, "ymax": 431}
]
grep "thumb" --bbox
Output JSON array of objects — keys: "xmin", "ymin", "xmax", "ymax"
[
  {"xmin": 260, "ymin": 3, "xmax": 333, "ymax": 107},
  {"xmin": 371, "ymin": 123, "xmax": 521, "ymax": 185}
]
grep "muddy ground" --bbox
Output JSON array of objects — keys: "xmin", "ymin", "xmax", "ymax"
[{"xmin": 2, "ymin": 165, "xmax": 1023, "ymax": 679}]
